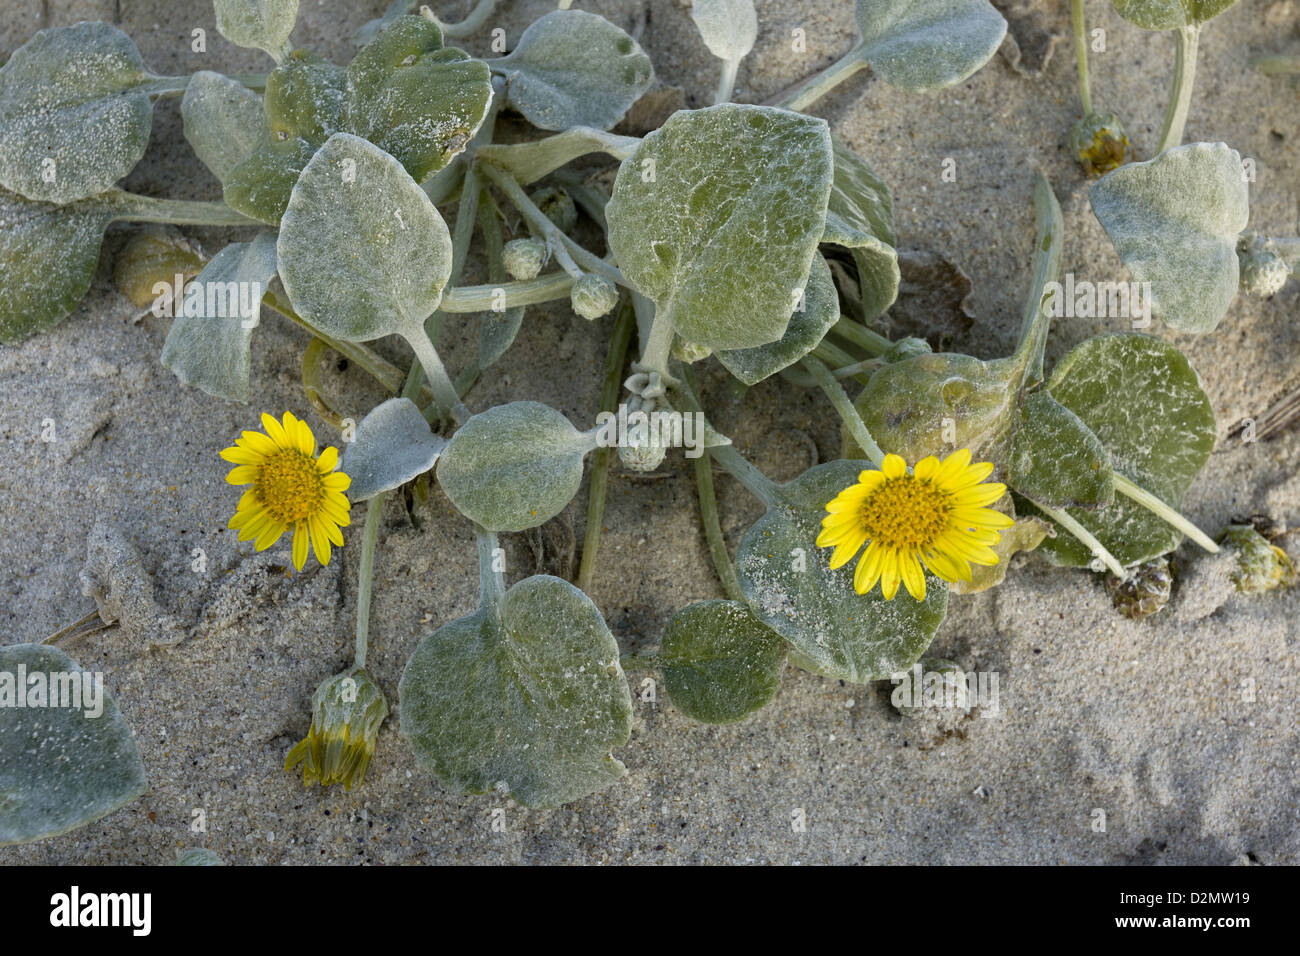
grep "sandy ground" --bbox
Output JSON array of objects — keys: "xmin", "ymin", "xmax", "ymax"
[{"xmin": 1, "ymin": 0, "xmax": 1298, "ymax": 864}]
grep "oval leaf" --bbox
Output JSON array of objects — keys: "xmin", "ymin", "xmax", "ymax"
[
  {"xmin": 1009, "ymin": 391, "xmax": 1114, "ymax": 509},
  {"xmin": 399, "ymin": 575, "xmax": 633, "ymax": 808},
  {"xmin": 343, "ymin": 397, "xmax": 448, "ymax": 500},
  {"xmin": 0, "ymin": 22, "xmax": 153, "ymax": 204},
  {"xmin": 823, "ymin": 137, "xmax": 900, "ymax": 321},
  {"xmin": 277, "ymin": 132, "xmax": 452, "ymax": 341},
  {"xmin": 490, "ymin": 10, "xmax": 653, "ymax": 131},
  {"xmin": 1090, "ymin": 142, "xmax": 1248, "ymax": 334},
  {"xmin": 734, "ymin": 460, "xmax": 949, "ymax": 683},
  {"xmin": 691, "ymin": 0, "xmax": 759, "ymax": 63},
  {"xmin": 214, "ymin": 0, "xmax": 300, "ymax": 61},
  {"xmin": 855, "ymin": 0, "xmax": 1007, "ymax": 92},
  {"xmin": 436, "ymin": 402, "xmax": 591, "ymax": 532},
  {"xmin": 661, "ymin": 600, "xmax": 786, "ymax": 723},
  {"xmin": 607, "ymin": 104, "xmax": 833, "ymax": 351},
  {"xmin": 181, "ymin": 71, "xmax": 264, "ymax": 184},
  {"xmin": 1112, "ymin": 0, "xmax": 1236, "ymax": 30},
  {"xmin": 0, "ymin": 643, "xmax": 147, "ymax": 847}
]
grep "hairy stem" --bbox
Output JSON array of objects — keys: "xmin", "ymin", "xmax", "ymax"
[
  {"xmin": 112, "ymin": 191, "xmax": 258, "ymax": 227},
  {"xmin": 441, "ymin": 273, "xmax": 576, "ymax": 311},
  {"xmin": 680, "ymin": 366, "xmax": 744, "ymax": 600},
  {"xmin": 715, "ymin": 57, "xmax": 741, "ymax": 105},
  {"xmin": 354, "ymin": 491, "xmax": 387, "ymax": 670},
  {"xmin": 832, "ymin": 316, "xmax": 892, "ymax": 355},
  {"xmin": 1112, "ymin": 474, "xmax": 1219, "ymax": 553},
  {"xmin": 770, "ymin": 44, "xmax": 869, "ymax": 111},
  {"xmin": 431, "ymin": 0, "xmax": 496, "ymax": 37},
  {"xmin": 477, "ymin": 526, "xmax": 505, "ymax": 607},
  {"xmin": 1157, "ymin": 25, "xmax": 1200, "ymax": 154},
  {"xmin": 301, "ymin": 337, "xmax": 347, "ymax": 429},
  {"xmin": 710, "ymin": 443, "xmax": 784, "ymax": 511},
  {"xmin": 1070, "ymin": 0, "xmax": 1092, "ymax": 115},
  {"xmin": 1035, "ymin": 502, "xmax": 1126, "ymax": 577},
  {"xmin": 802, "ymin": 356, "xmax": 885, "ymax": 467}
]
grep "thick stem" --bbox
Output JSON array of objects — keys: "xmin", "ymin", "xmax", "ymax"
[
  {"xmin": 1035, "ymin": 502, "xmax": 1126, "ymax": 577},
  {"xmin": 111, "ymin": 192, "xmax": 258, "ymax": 227},
  {"xmin": 434, "ymin": 0, "xmax": 496, "ymax": 37},
  {"xmin": 1070, "ymin": 0, "xmax": 1092, "ymax": 115},
  {"xmin": 771, "ymin": 44, "xmax": 869, "ymax": 112},
  {"xmin": 709, "ymin": 443, "xmax": 784, "ymax": 511},
  {"xmin": 679, "ymin": 366, "xmax": 744, "ymax": 600},
  {"xmin": 441, "ymin": 273, "xmax": 576, "ymax": 311},
  {"xmin": 477, "ymin": 526, "xmax": 506, "ymax": 608},
  {"xmin": 715, "ymin": 57, "xmax": 741, "ymax": 105},
  {"xmin": 301, "ymin": 337, "xmax": 347, "ymax": 429},
  {"xmin": 832, "ymin": 316, "xmax": 892, "ymax": 355},
  {"xmin": 354, "ymin": 491, "xmax": 387, "ymax": 669},
  {"xmin": 404, "ymin": 325, "xmax": 468, "ymax": 425},
  {"xmin": 635, "ymin": 299, "xmax": 677, "ymax": 385},
  {"xmin": 802, "ymin": 356, "xmax": 885, "ymax": 467},
  {"xmin": 1157, "ymin": 25, "xmax": 1200, "ymax": 154},
  {"xmin": 1112, "ymin": 474, "xmax": 1219, "ymax": 554},
  {"xmin": 577, "ymin": 299, "xmax": 637, "ymax": 593}
]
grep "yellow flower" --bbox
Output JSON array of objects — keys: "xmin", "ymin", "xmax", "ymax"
[
  {"xmin": 285, "ymin": 668, "xmax": 388, "ymax": 791},
  {"xmin": 220, "ymin": 411, "xmax": 351, "ymax": 571},
  {"xmin": 817, "ymin": 449, "xmax": 1015, "ymax": 601}
]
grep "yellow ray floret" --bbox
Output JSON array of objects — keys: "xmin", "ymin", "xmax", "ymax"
[
  {"xmin": 220, "ymin": 411, "xmax": 351, "ymax": 571},
  {"xmin": 817, "ymin": 449, "xmax": 1014, "ymax": 601}
]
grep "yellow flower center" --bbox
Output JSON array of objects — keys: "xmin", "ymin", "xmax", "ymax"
[
  {"xmin": 859, "ymin": 476, "xmax": 953, "ymax": 551},
  {"xmin": 256, "ymin": 448, "xmax": 323, "ymax": 524}
]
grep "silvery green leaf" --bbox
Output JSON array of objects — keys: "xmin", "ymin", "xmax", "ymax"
[
  {"xmin": 180, "ymin": 71, "xmax": 264, "ymax": 184},
  {"xmin": 160, "ymin": 232, "xmax": 279, "ymax": 402},
  {"xmin": 277, "ymin": 132, "xmax": 453, "ymax": 342},
  {"xmin": 1028, "ymin": 333, "xmax": 1216, "ymax": 568},
  {"xmin": 475, "ymin": 127, "xmax": 640, "ymax": 186},
  {"xmin": 1111, "ymin": 0, "xmax": 1236, "ymax": 30},
  {"xmin": 436, "ymin": 402, "xmax": 593, "ymax": 532},
  {"xmin": 1009, "ymin": 391, "xmax": 1114, "ymax": 509},
  {"xmin": 214, "ymin": 0, "xmax": 300, "ymax": 61},
  {"xmin": 0, "ymin": 643, "xmax": 147, "ymax": 847},
  {"xmin": 489, "ymin": 10, "xmax": 653, "ymax": 131},
  {"xmin": 399, "ymin": 574, "xmax": 633, "ymax": 808},
  {"xmin": 0, "ymin": 186, "xmax": 121, "ymax": 343},
  {"xmin": 715, "ymin": 252, "xmax": 839, "ymax": 385},
  {"xmin": 0, "ymin": 23, "xmax": 153, "ymax": 204},
  {"xmin": 1089, "ymin": 141, "xmax": 1248, "ymax": 334},
  {"xmin": 855, "ymin": 0, "xmax": 1007, "ymax": 92},
  {"xmin": 690, "ymin": 0, "xmax": 759, "ymax": 63},
  {"xmin": 342, "ymin": 397, "xmax": 448, "ymax": 500},
  {"xmin": 224, "ymin": 51, "xmax": 345, "ymax": 225},
  {"xmin": 734, "ymin": 460, "xmax": 949, "ymax": 683},
  {"xmin": 479, "ymin": 307, "xmax": 525, "ymax": 369},
  {"xmin": 606, "ymin": 104, "xmax": 833, "ymax": 351},
  {"xmin": 344, "ymin": 16, "xmax": 494, "ymax": 183},
  {"xmin": 823, "ymin": 137, "xmax": 899, "ymax": 321},
  {"xmin": 661, "ymin": 600, "xmax": 786, "ymax": 724}
]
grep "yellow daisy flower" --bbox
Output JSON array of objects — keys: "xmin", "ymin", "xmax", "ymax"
[
  {"xmin": 220, "ymin": 411, "xmax": 351, "ymax": 571},
  {"xmin": 817, "ymin": 449, "xmax": 1015, "ymax": 601}
]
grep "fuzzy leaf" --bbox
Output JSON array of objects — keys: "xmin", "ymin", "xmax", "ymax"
[
  {"xmin": 1089, "ymin": 142, "xmax": 1249, "ymax": 334},
  {"xmin": 606, "ymin": 104, "xmax": 833, "ymax": 351},
  {"xmin": 277, "ymin": 132, "xmax": 452, "ymax": 341},
  {"xmin": 436, "ymin": 402, "xmax": 591, "ymax": 532},
  {"xmin": 661, "ymin": 600, "xmax": 786, "ymax": 723},
  {"xmin": 823, "ymin": 137, "xmax": 899, "ymax": 320},
  {"xmin": 399, "ymin": 575, "xmax": 633, "ymax": 808},
  {"xmin": 160, "ymin": 232, "xmax": 279, "ymax": 402},
  {"xmin": 0, "ymin": 23, "xmax": 153, "ymax": 204},
  {"xmin": 343, "ymin": 397, "xmax": 448, "ymax": 500},
  {"xmin": 734, "ymin": 460, "xmax": 949, "ymax": 683},
  {"xmin": 855, "ymin": 0, "xmax": 1007, "ymax": 92},
  {"xmin": 0, "ymin": 643, "xmax": 147, "ymax": 847},
  {"xmin": 691, "ymin": 0, "xmax": 759, "ymax": 63},
  {"xmin": 181, "ymin": 71, "xmax": 264, "ymax": 184},
  {"xmin": 214, "ymin": 0, "xmax": 300, "ymax": 61},
  {"xmin": 1111, "ymin": 0, "xmax": 1236, "ymax": 30},
  {"xmin": 490, "ymin": 10, "xmax": 653, "ymax": 131},
  {"xmin": 1009, "ymin": 391, "xmax": 1114, "ymax": 509}
]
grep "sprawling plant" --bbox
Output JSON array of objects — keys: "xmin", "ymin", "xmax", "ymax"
[{"xmin": 1, "ymin": 0, "xmax": 1274, "ymax": 844}]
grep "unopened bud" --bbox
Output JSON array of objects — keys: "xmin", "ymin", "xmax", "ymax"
[
  {"xmin": 503, "ymin": 237, "xmax": 548, "ymax": 280},
  {"xmin": 570, "ymin": 273, "xmax": 618, "ymax": 319}
]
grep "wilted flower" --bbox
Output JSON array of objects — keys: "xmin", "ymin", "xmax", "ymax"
[
  {"xmin": 285, "ymin": 667, "xmax": 388, "ymax": 790},
  {"xmin": 1070, "ymin": 111, "xmax": 1131, "ymax": 176}
]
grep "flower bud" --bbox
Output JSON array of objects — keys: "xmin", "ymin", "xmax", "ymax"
[
  {"xmin": 285, "ymin": 666, "xmax": 388, "ymax": 790},
  {"xmin": 672, "ymin": 337, "xmax": 713, "ymax": 363},
  {"xmin": 1220, "ymin": 524, "xmax": 1296, "ymax": 594},
  {"xmin": 1106, "ymin": 556, "xmax": 1174, "ymax": 620},
  {"xmin": 619, "ymin": 432, "xmax": 666, "ymax": 471},
  {"xmin": 503, "ymin": 237, "xmax": 548, "ymax": 280},
  {"xmin": 1070, "ymin": 111, "xmax": 1131, "ymax": 176},
  {"xmin": 1237, "ymin": 233, "xmax": 1292, "ymax": 298},
  {"xmin": 570, "ymin": 273, "xmax": 618, "ymax": 320},
  {"xmin": 528, "ymin": 185, "xmax": 578, "ymax": 233}
]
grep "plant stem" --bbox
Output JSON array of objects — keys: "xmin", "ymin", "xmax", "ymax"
[
  {"xmin": 477, "ymin": 526, "xmax": 506, "ymax": 607},
  {"xmin": 1112, "ymin": 474, "xmax": 1219, "ymax": 553},
  {"xmin": 1035, "ymin": 502, "xmax": 1126, "ymax": 577},
  {"xmin": 832, "ymin": 316, "xmax": 892, "ymax": 355},
  {"xmin": 635, "ymin": 299, "xmax": 677, "ymax": 385},
  {"xmin": 404, "ymin": 326, "xmax": 468, "ymax": 425},
  {"xmin": 1157, "ymin": 24, "xmax": 1200, "ymax": 154},
  {"xmin": 577, "ymin": 298, "xmax": 637, "ymax": 593},
  {"xmin": 1070, "ymin": 0, "xmax": 1092, "ymax": 115},
  {"xmin": 441, "ymin": 273, "xmax": 576, "ymax": 311},
  {"xmin": 771, "ymin": 44, "xmax": 869, "ymax": 111},
  {"xmin": 354, "ymin": 491, "xmax": 387, "ymax": 670},
  {"xmin": 679, "ymin": 366, "xmax": 744, "ymax": 600},
  {"xmin": 111, "ymin": 191, "xmax": 258, "ymax": 227},
  {"xmin": 433, "ymin": 0, "xmax": 496, "ymax": 37},
  {"xmin": 802, "ymin": 356, "xmax": 885, "ymax": 466},
  {"xmin": 715, "ymin": 57, "xmax": 741, "ymax": 105},
  {"xmin": 709, "ymin": 443, "xmax": 784, "ymax": 510},
  {"xmin": 301, "ymin": 337, "xmax": 347, "ymax": 429},
  {"xmin": 1251, "ymin": 54, "xmax": 1300, "ymax": 75}
]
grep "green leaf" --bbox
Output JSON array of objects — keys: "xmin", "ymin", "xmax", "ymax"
[
  {"xmin": 399, "ymin": 575, "xmax": 633, "ymax": 808},
  {"xmin": 0, "ymin": 23, "xmax": 153, "ymax": 204},
  {"xmin": 276, "ymin": 132, "xmax": 452, "ymax": 341},
  {"xmin": 489, "ymin": 10, "xmax": 653, "ymax": 131},
  {"xmin": 181, "ymin": 71, "xmax": 264, "ymax": 184},
  {"xmin": 661, "ymin": 600, "xmax": 786, "ymax": 724},
  {"xmin": 822, "ymin": 137, "xmax": 899, "ymax": 321},
  {"xmin": 606, "ymin": 104, "xmax": 833, "ymax": 351},
  {"xmin": 715, "ymin": 252, "xmax": 839, "ymax": 385},
  {"xmin": 690, "ymin": 0, "xmax": 759, "ymax": 63},
  {"xmin": 0, "ymin": 186, "xmax": 120, "ymax": 344},
  {"xmin": 1030, "ymin": 333, "xmax": 1216, "ymax": 567},
  {"xmin": 0, "ymin": 643, "xmax": 147, "ymax": 847},
  {"xmin": 1111, "ymin": 0, "xmax": 1236, "ymax": 30},
  {"xmin": 436, "ymin": 402, "xmax": 593, "ymax": 532},
  {"xmin": 855, "ymin": 0, "xmax": 1008, "ymax": 92},
  {"xmin": 344, "ymin": 16, "xmax": 493, "ymax": 184},
  {"xmin": 479, "ymin": 307, "xmax": 524, "ymax": 369},
  {"xmin": 224, "ymin": 51, "xmax": 345, "ymax": 225},
  {"xmin": 1089, "ymin": 142, "xmax": 1249, "ymax": 334},
  {"xmin": 1009, "ymin": 392, "xmax": 1114, "ymax": 509},
  {"xmin": 734, "ymin": 460, "xmax": 949, "ymax": 683},
  {"xmin": 159, "ymin": 232, "xmax": 279, "ymax": 402},
  {"xmin": 342, "ymin": 397, "xmax": 448, "ymax": 500},
  {"xmin": 214, "ymin": 0, "xmax": 300, "ymax": 61}
]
